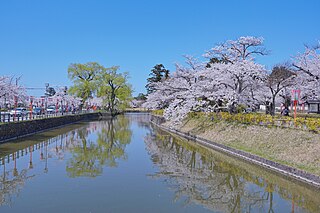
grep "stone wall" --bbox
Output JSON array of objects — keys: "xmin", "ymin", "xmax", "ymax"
[{"xmin": 0, "ymin": 112, "xmax": 109, "ymax": 143}]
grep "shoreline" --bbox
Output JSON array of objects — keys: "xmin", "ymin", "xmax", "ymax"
[
  {"xmin": 150, "ymin": 115, "xmax": 320, "ymax": 189},
  {"xmin": 0, "ymin": 112, "xmax": 111, "ymax": 143}
]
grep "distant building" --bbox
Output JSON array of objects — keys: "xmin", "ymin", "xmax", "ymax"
[{"xmin": 306, "ymin": 100, "xmax": 320, "ymax": 114}]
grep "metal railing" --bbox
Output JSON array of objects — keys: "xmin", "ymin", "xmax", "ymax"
[{"xmin": 0, "ymin": 109, "xmax": 95, "ymax": 123}]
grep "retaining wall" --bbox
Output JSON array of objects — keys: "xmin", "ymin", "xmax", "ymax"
[
  {"xmin": 0, "ymin": 112, "xmax": 111, "ymax": 143},
  {"xmin": 150, "ymin": 115, "xmax": 320, "ymax": 188}
]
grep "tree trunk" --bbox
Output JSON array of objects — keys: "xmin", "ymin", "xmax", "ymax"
[
  {"xmin": 110, "ymin": 88, "xmax": 116, "ymax": 116},
  {"xmin": 271, "ymin": 95, "xmax": 276, "ymax": 116}
]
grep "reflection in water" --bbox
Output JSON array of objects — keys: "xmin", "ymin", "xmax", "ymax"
[
  {"xmin": 66, "ymin": 116, "xmax": 132, "ymax": 177},
  {"xmin": 0, "ymin": 115, "xmax": 132, "ymax": 206},
  {"xmin": 0, "ymin": 156, "xmax": 35, "ymax": 207},
  {"xmin": 0, "ymin": 114, "xmax": 319, "ymax": 212},
  {"xmin": 0, "ymin": 145, "xmax": 38, "ymax": 207},
  {"xmin": 145, "ymin": 126, "xmax": 320, "ymax": 213}
]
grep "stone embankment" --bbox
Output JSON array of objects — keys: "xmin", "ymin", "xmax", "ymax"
[
  {"xmin": 0, "ymin": 112, "xmax": 111, "ymax": 143},
  {"xmin": 150, "ymin": 115, "xmax": 320, "ymax": 189}
]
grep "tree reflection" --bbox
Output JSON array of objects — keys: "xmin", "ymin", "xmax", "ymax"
[
  {"xmin": 66, "ymin": 115, "xmax": 132, "ymax": 177},
  {"xmin": 96, "ymin": 116, "xmax": 132, "ymax": 167},
  {"xmin": 66, "ymin": 127, "xmax": 102, "ymax": 178},
  {"xmin": 0, "ymin": 157, "xmax": 35, "ymax": 206},
  {"xmin": 145, "ymin": 127, "xmax": 320, "ymax": 213},
  {"xmin": 0, "ymin": 116, "xmax": 133, "ymax": 207}
]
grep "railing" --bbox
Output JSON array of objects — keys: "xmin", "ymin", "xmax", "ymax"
[{"xmin": 0, "ymin": 109, "xmax": 96, "ymax": 123}]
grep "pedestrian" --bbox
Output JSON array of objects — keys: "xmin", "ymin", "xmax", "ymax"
[{"xmin": 281, "ymin": 107, "xmax": 289, "ymax": 116}]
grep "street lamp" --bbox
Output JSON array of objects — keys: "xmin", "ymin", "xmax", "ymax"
[{"xmin": 45, "ymin": 83, "xmax": 49, "ymax": 117}]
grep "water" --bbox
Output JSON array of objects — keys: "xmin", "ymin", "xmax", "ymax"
[{"xmin": 0, "ymin": 113, "xmax": 319, "ymax": 212}]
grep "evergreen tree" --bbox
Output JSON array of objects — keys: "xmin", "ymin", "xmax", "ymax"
[{"xmin": 146, "ymin": 64, "xmax": 169, "ymax": 94}]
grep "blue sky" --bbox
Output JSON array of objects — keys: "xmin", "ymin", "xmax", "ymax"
[{"xmin": 0, "ymin": 0, "xmax": 319, "ymax": 97}]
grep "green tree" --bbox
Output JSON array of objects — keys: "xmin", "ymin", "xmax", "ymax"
[
  {"xmin": 96, "ymin": 66, "xmax": 132, "ymax": 115},
  {"xmin": 68, "ymin": 62, "xmax": 104, "ymax": 107},
  {"xmin": 135, "ymin": 93, "xmax": 147, "ymax": 100},
  {"xmin": 206, "ymin": 57, "xmax": 224, "ymax": 68},
  {"xmin": 146, "ymin": 64, "xmax": 169, "ymax": 94},
  {"xmin": 45, "ymin": 87, "xmax": 56, "ymax": 96}
]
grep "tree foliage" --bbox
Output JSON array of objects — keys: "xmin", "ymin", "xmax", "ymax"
[
  {"xmin": 67, "ymin": 62, "xmax": 132, "ymax": 113},
  {"xmin": 45, "ymin": 87, "xmax": 56, "ymax": 97},
  {"xmin": 143, "ymin": 36, "xmax": 269, "ymax": 125},
  {"xmin": 293, "ymin": 42, "xmax": 320, "ymax": 99},
  {"xmin": 266, "ymin": 65, "xmax": 296, "ymax": 115},
  {"xmin": 68, "ymin": 62, "xmax": 104, "ymax": 105},
  {"xmin": 146, "ymin": 64, "xmax": 170, "ymax": 94},
  {"xmin": 0, "ymin": 76, "xmax": 27, "ymax": 108},
  {"xmin": 143, "ymin": 37, "xmax": 320, "ymax": 124},
  {"xmin": 204, "ymin": 36, "xmax": 269, "ymax": 63},
  {"xmin": 96, "ymin": 66, "xmax": 132, "ymax": 114}
]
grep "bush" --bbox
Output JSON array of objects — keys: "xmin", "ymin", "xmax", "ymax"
[
  {"xmin": 152, "ymin": 109, "xmax": 164, "ymax": 116},
  {"xmin": 187, "ymin": 111, "xmax": 320, "ymax": 133}
]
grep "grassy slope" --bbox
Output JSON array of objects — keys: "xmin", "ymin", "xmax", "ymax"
[{"xmin": 167, "ymin": 115, "xmax": 320, "ymax": 176}]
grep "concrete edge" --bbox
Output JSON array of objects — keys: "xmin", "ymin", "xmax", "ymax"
[
  {"xmin": 150, "ymin": 118, "xmax": 320, "ymax": 189},
  {"xmin": 0, "ymin": 112, "xmax": 111, "ymax": 143}
]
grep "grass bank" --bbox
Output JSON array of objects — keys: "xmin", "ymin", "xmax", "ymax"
[{"xmin": 163, "ymin": 113, "xmax": 320, "ymax": 176}]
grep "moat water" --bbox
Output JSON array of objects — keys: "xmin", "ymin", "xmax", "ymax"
[{"xmin": 0, "ymin": 113, "xmax": 319, "ymax": 212}]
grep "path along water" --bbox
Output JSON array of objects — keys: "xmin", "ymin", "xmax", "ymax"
[{"xmin": 0, "ymin": 113, "xmax": 319, "ymax": 212}]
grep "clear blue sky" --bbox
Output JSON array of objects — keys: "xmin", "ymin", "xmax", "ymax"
[{"xmin": 1, "ymin": 0, "xmax": 319, "ymax": 97}]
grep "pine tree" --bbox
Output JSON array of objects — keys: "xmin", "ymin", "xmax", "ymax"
[{"xmin": 146, "ymin": 64, "xmax": 169, "ymax": 94}]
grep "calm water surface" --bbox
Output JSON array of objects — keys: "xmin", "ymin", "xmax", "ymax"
[{"xmin": 0, "ymin": 113, "xmax": 319, "ymax": 212}]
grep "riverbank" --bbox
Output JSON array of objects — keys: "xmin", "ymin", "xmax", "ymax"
[
  {"xmin": 151, "ymin": 114, "xmax": 320, "ymax": 187},
  {"xmin": 0, "ymin": 112, "xmax": 111, "ymax": 143}
]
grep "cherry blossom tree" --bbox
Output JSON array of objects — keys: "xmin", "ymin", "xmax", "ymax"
[
  {"xmin": 0, "ymin": 77, "xmax": 9, "ymax": 106},
  {"xmin": 266, "ymin": 65, "xmax": 296, "ymax": 115},
  {"xmin": 293, "ymin": 42, "xmax": 320, "ymax": 100},
  {"xmin": 204, "ymin": 36, "xmax": 269, "ymax": 63},
  {"xmin": 203, "ymin": 36, "xmax": 269, "ymax": 108},
  {"xmin": 198, "ymin": 60, "xmax": 267, "ymax": 109},
  {"xmin": 144, "ymin": 36, "xmax": 320, "ymax": 124},
  {"xmin": 0, "ymin": 76, "xmax": 27, "ymax": 108},
  {"xmin": 144, "ymin": 37, "xmax": 269, "ymax": 124},
  {"xmin": 143, "ymin": 56, "xmax": 206, "ymax": 124}
]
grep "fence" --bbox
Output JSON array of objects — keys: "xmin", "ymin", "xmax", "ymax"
[{"xmin": 0, "ymin": 109, "xmax": 95, "ymax": 123}]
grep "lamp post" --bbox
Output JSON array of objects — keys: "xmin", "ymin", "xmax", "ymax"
[
  {"xmin": 29, "ymin": 96, "xmax": 33, "ymax": 120},
  {"xmin": 61, "ymin": 99, "xmax": 63, "ymax": 115},
  {"xmin": 64, "ymin": 86, "xmax": 67, "ymax": 114},
  {"xmin": 45, "ymin": 83, "xmax": 49, "ymax": 117}
]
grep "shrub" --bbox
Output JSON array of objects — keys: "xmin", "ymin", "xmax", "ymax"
[
  {"xmin": 188, "ymin": 112, "xmax": 320, "ymax": 133},
  {"xmin": 152, "ymin": 109, "xmax": 164, "ymax": 116}
]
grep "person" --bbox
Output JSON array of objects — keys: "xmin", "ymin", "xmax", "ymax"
[
  {"xmin": 281, "ymin": 107, "xmax": 289, "ymax": 116},
  {"xmin": 266, "ymin": 101, "xmax": 270, "ymax": 114},
  {"xmin": 245, "ymin": 105, "xmax": 252, "ymax": 113}
]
